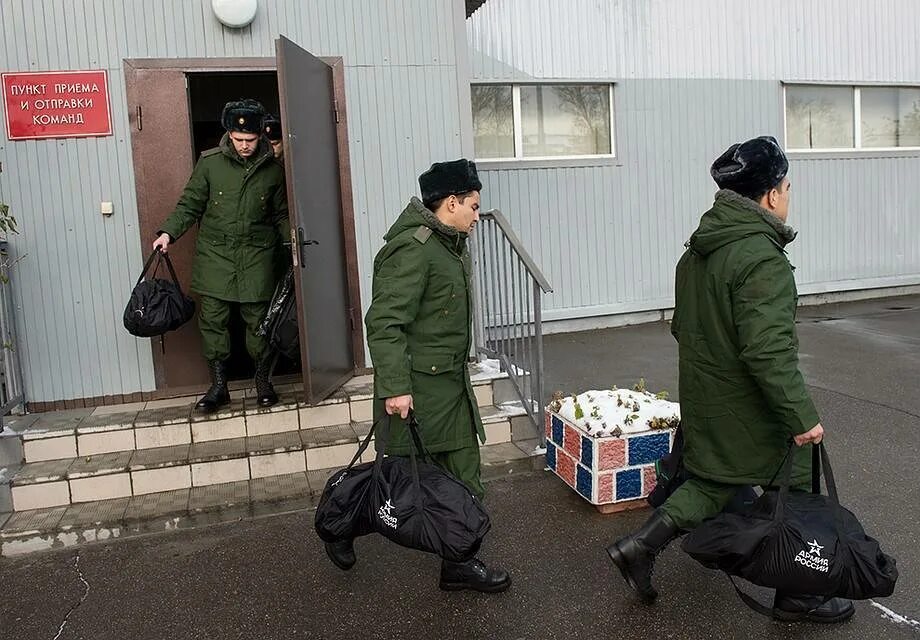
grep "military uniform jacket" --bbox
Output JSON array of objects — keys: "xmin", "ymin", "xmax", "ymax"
[
  {"xmin": 671, "ymin": 189, "xmax": 820, "ymax": 486},
  {"xmin": 159, "ymin": 134, "xmax": 289, "ymax": 303},
  {"xmin": 365, "ymin": 197, "xmax": 486, "ymax": 455}
]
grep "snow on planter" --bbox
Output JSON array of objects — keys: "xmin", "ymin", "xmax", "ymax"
[{"xmin": 545, "ymin": 385, "xmax": 679, "ymax": 506}]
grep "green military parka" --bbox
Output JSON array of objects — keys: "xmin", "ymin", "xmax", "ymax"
[
  {"xmin": 671, "ymin": 189, "xmax": 819, "ymax": 487},
  {"xmin": 159, "ymin": 134, "xmax": 289, "ymax": 303},
  {"xmin": 365, "ymin": 197, "xmax": 486, "ymax": 455}
]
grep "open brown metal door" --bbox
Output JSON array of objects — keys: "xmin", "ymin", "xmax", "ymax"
[
  {"xmin": 276, "ymin": 36, "xmax": 355, "ymax": 404},
  {"xmin": 125, "ymin": 64, "xmax": 208, "ymax": 391}
]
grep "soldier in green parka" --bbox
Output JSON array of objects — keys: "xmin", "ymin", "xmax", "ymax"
[
  {"xmin": 153, "ymin": 99, "xmax": 288, "ymax": 413},
  {"xmin": 607, "ymin": 137, "xmax": 854, "ymax": 623},
  {"xmin": 323, "ymin": 159, "xmax": 510, "ymax": 594}
]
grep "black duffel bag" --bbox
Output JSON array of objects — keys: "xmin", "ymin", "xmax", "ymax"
[
  {"xmin": 314, "ymin": 413, "xmax": 491, "ymax": 562},
  {"xmin": 256, "ymin": 265, "xmax": 299, "ymax": 361},
  {"xmin": 123, "ymin": 250, "xmax": 195, "ymax": 337},
  {"xmin": 682, "ymin": 442, "xmax": 898, "ymax": 604}
]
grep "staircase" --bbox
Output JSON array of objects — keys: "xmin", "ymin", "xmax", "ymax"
[{"xmin": 0, "ymin": 364, "xmax": 542, "ymax": 556}]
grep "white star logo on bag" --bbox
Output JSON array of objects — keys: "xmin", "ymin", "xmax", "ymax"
[{"xmin": 808, "ymin": 539, "xmax": 824, "ymax": 556}]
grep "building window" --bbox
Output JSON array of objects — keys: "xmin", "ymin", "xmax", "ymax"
[
  {"xmin": 785, "ymin": 84, "xmax": 920, "ymax": 151},
  {"xmin": 472, "ymin": 83, "xmax": 614, "ymax": 160}
]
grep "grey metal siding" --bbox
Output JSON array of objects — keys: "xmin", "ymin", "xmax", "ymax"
[
  {"xmin": 0, "ymin": 0, "xmax": 468, "ymax": 402},
  {"xmin": 468, "ymin": 0, "xmax": 920, "ymax": 321},
  {"xmin": 469, "ymin": 0, "xmax": 920, "ymax": 82}
]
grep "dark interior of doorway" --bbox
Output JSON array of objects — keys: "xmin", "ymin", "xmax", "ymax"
[{"xmin": 186, "ymin": 71, "xmax": 301, "ymax": 382}]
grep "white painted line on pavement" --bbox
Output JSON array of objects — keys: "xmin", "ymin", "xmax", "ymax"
[{"xmin": 871, "ymin": 600, "xmax": 920, "ymax": 632}]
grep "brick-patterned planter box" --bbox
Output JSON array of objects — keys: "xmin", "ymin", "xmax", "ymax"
[{"xmin": 544, "ymin": 408, "xmax": 676, "ymax": 507}]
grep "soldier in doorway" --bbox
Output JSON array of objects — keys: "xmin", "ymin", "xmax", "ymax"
[
  {"xmin": 153, "ymin": 99, "xmax": 288, "ymax": 413},
  {"xmin": 263, "ymin": 114, "xmax": 284, "ymax": 159},
  {"xmin": 324, "ymin": 159, "xmax": 511, "ymax": 594}
]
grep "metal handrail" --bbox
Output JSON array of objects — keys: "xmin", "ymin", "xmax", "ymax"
[
  {"xmin": 481, "ymin": 210, "xmax": 552, "ymax": 293},
  {"xmin": 471, "ymin": 209, "xmax": 552, "ymax": 443}
]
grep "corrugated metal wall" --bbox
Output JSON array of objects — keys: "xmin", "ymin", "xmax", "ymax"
[
  {"xmin": 0, "ymin": 0, "xmax": 468, "ymax": 403},
  {"xmin": 468, "ymin": 0, "xmax": 920, "ymax": 321},
  {"xmin": 469, "ymin": 0, "xmax": 920, "ymax": 81}
]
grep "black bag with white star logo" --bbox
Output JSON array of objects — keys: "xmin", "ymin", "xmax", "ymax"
[
  {"xmin": 123, "ymin": 250, "xmax": 195, "ymax": 338},
  {"xmin": 681, "ymin": 443, "xmax": 898, "ymax": 601},
  {"xmin": 314, "ymin": 413, "xmax": 491, "ymax": 562}
]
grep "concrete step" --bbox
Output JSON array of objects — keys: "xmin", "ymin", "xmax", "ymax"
[
  {"xmin": 1, "ymin": 366, "xmax": 510, "ymax": 465},
  {"xmin": 0, "ymin": 438, "xmax": 545, "ymax": 557},
  {"xmin": 3, "ymin": 401, "xmax": 534, "ymax": 512}
]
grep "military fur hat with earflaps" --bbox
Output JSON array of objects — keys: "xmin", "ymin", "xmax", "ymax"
[
  {"xmin": 710, "ymin": 136, "xmax": 789, "ymax": 200},
  {"xmin": 220, "ymin": 98, "xmax": 267, "ymax": 134},
  {"xmin": 262, "ymin": 114, "xmax": 282, "ymax": 141},
  {"xmin": 418, "ymin": 159, "xmax": 482, "ymax": 208}
]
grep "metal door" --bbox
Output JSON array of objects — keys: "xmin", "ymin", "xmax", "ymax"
[
  {"xmin": 126, "ymin": 66, "xmax": 207, "ymax": 390},
  {"xmin": 276, "ymin": 37, "xmax": 355, "ymax": 403}
]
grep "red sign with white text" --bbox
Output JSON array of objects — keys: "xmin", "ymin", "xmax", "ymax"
[{"xmin": 2, "ymin": 70, "xmax": 113, "ymax": 140}]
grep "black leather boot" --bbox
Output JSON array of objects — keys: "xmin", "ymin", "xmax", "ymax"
[
  {"xmin": 439, "ymin": 558, "xmax": 511, "ymax": 593},
  {"xmin": 254, "ymin": 352, "xmax": 278, "ymax": 408},
  {"xmin": 195, "ymin": 360, "xmax": 230, "ymax": 414},
  {"xmin": 773, "ymin": 593, "xmax": 856, "ymax": 623},
  {"xmin": 324, "ymin": 539, "xmax": 356, "ymax": 571},
  {"xmin": 606, "ymin": 509, "xmax": 680, "ymax": 603}
]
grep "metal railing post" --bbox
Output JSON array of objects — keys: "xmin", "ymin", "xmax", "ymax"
[{"xmin": 533, "ymin": 279, "xmax": 545, "ymax": 446}]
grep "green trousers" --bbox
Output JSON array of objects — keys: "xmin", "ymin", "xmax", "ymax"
[
  {"xmin": 431, "ymin": 445, "xmax": 485, "ymax": 501},
  {"xmin": 661, "ymin": 476, "xmax": 809, "ymax": 530},
  {"xmin": 401, "ymin": 445, "xmax": 485, "ymax": 501},
  {"xmin": 199, "ymin": 295, "xmax": 269, "ymax": 362}
]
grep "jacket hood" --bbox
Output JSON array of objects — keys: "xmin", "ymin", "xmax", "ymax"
[
  {"xmin": 687, "ymin": 189, "xmax": 798, "ymax": 256},
  {"xmin": 384, "ymin": 197, "xmax": 467, "ymax": 249}
]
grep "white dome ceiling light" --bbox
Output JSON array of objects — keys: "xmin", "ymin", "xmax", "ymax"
[{"xmin": 211, "ymin": 0, "xmax": 258, "ymax": 29}]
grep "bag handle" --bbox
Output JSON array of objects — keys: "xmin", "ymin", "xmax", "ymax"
[
  {"xmin": 135, "ymin": 249, "xmax": 161, "ymax": 286},
  {"xmin": 368, "ymin": 412, "xmax": 425, "ymax": 508},
  {"xmin": 404, "ymin": 412, "xmax": 432, "ymax": 462},
  {"xmin": 817, "ymin": 442, "xmax": 840, "ymax": 505},
  {"xmin": 727, "ymin": 575, "xmax": 832, "ymax": 621},
  {"xmin": 774, "ymin": 441, "xmax": 841, "ymax": 523},
  {"xmin": 135, "ymin": 249, "xmax": 184, "ymax": 288},
  {"xmin": 341, "ymin": 414, "xmax": 387, "ymax": 471},
  {"xmin": 159, "ymin": 251, "xmax": 183, "ymax": 287}
]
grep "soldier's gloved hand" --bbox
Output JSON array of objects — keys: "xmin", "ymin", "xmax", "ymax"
[
  {"xmin": 385, "ymin": 394, "xmax": 414, "ymax": 419},
  {"xmin": 794, "ymin": 422, "xmax": 824, "ymax": 447},
  {"xmin": 153, "ymin": 233, "xmax": 172, "ymax": 253}
]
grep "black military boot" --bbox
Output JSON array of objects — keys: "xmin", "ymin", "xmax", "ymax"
[
  {"xmin": 606, "ymin": 509, "xmax": 681, "ymax": 603},
  {"xmin": 324, "ymin": 539, "xmax": 356, "ymax": 571},
  {"xmin": 195, "ymin": 360, "xmax": 230, "ymax": 414},
  {"xmin": 439, "ymin": 558, "xmax": 511, "ymax": 593},
  {"xmin": 773, "ymin": 593, "xmax": 856, "ymax": 623},
  {"xmin": 254, "ymin": 352, "xmax": 278, "ymax": 408}
]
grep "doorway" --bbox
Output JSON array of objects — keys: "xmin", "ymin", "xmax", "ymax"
[
  {"xmin": 124, "ymin": 48, "xmax": 364, "ymax": 404},
  {"xmin": 184, "ymin": 71, "xmax": 300, "ymax": 382}
]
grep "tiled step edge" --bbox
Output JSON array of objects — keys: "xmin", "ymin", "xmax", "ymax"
[
  {"xmin": 8, "ymin": 404, "xmax": 532, "ymax": 511},
  {"xmin": 0, "ymin": 441, "xmax": 544, "ymax": 557},
  {"xmin": 8, "ymin": 372, "xmax": 508, "ymax": 464}
]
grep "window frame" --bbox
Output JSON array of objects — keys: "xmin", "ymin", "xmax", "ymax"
[
  {"xmin": 471, "ymin": 81, "xmax": 617, "ymax": 164},
  {"xmin": 783, "ymin": 81, "xmax": 920, "ymax": 154}
]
